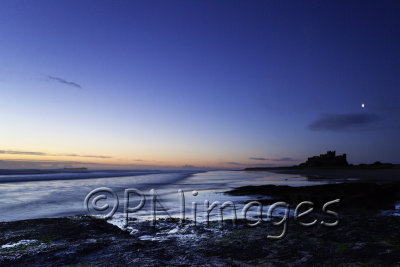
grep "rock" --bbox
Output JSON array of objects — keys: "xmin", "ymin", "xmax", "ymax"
[
  {"xmin": 352, "ymin": 242, "xmax": 365, "ymax": 250},
  {"xmin": 298, "ymin": 255, "xmax": 312, "ymax": 264},
  {"xmin": 1, "ymin": 215, "xmax": 400, "ymax": 266}
]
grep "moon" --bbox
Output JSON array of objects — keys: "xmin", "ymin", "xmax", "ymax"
[{"xmin": 361, "ymin": 103, "xmax": 365, "ymax": 108}]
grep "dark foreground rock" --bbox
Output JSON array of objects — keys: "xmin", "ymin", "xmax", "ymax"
[
  {"xmin": 226, "ymin": 183, "xmax": 400, "ymax": 210},
  {"xmin": 1, "ymin": 214, "xmax": 400, "ymax": 266}
]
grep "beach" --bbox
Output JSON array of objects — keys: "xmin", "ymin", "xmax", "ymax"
[
  {"xmin": 1, "ymin": 213, "xmax": 400, "ymax": 266},
  {"xmin": 1, "ymin": 169, "xmax": 400, "ymax": 265}
]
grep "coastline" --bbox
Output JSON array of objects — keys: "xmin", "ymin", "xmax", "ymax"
[
  {"xmin": 2, "ymin": 170, "xmax": 400, "ymax": 265},
  {"xmin": 0, "ymin": 169, "xmax": 199, "ymax": 184},
  {"xmin": 2, "ymin": 213, "xmax": 400, "ymax": 266},
  {"xmin": 246, "ymin": 168, "xmax": 400, "ymax": 183}
]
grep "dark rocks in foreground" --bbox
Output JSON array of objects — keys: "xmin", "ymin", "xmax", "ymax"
[
  {"xmin": 1, "ymin": 215, "xmax": 400, "ymax": 266},
  {"xmin": 226, "ymin": 183, "xmax": 400, "ymax": 210}
]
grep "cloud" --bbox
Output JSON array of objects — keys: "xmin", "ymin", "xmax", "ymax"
[
  {"xmin": 0, "ymin": 150, "xmax": 46, "ymax": 156},
  {"xmin": 271, "ymin": 157, "xmax": 295, "ymax": 162},
  {"xmin": 0, "ymin": 150, "xmax": 111, "ymax": 159},
  {"xmin": 62, "ymin": 154, "xmax": 111, "ymax": 159},
  {"xmin": 0, "ymin": 159, "xmax": 115, "ymax": 170},
  {"xmin": 225, "ymin": 162, "xmax": 242, "ymax": 165},
  {"xmin": 249, "ymin": 157, "xmax": 295, "ymax": 162},
  {"xmin": 47, "ymin": 75, "xmax": 82, "ymax": 89},
  {"xmin": 249, "ymin": 157, "xmax": 267, "ymax": 161},
  {"xmin": 308, "ymin": 113, "xmax": 380, "ymax": 132}
]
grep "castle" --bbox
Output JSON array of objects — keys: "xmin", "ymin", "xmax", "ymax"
[{"xmin": 300, "ymin": 151, "xmax": 348, "ymax": 167}]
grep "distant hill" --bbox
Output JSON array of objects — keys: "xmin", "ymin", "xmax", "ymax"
[{"xmin": 0, "ymin": 168, "xmax": 89, "ymax": 175}]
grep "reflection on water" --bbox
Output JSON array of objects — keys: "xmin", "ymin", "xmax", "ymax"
[{"xmin": 0, "ymin": 170, "xmax": 332, "ymax": 222}]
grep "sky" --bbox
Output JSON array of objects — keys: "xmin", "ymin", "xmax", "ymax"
[{"xmin": 0, "ymin": 0, "xmax": 399, "ymax": 169}]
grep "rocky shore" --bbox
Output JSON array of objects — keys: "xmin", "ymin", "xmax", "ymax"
[
  {"xmin": 226, "ymin": 183, "xmax": 400, "ymax": 210},
  {"xmin": 1, "ymin": 180, "xmax": 400, "ymax": 266},
  {"xmin": 1, "ymin": 212, "xmax": 400, "ymax": 266}
]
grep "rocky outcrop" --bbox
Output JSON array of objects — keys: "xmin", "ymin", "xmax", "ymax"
[{"xmin": 1, "ymin": 214, "xmax": 400, "ymax": 266}]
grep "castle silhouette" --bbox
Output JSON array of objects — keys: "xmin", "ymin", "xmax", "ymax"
[{"xmin": 299, "ymin": 151, "xmax": 348, "ymax": 167}]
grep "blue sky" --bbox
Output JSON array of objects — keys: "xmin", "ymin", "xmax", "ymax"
[{"xmin": 1, "ymin": 0, "xmax": 399, "ymax": 169}]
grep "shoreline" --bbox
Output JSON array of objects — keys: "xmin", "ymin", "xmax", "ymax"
[
  {"xmin": 2, "ymin": 213, "xmax": 400, "ymax": 266},
  {"xmin": 246, "ymin": 168, "xmax": 400, "ymax": 183},
  {"xmin": 225, "ymin": 182, "xmax": 400, "ymax": 212},
  {"xmin": 0, "ymin": 169, "xmax": 200, "ymax": 184},
  {"xmin": 2, "ymin": 179, "xmax": 400, "ymax": 265}
]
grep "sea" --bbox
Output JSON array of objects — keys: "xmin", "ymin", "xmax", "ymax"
[{"xmin": 0, "ymin": 170, "xmax": 335, "ymax": 224}]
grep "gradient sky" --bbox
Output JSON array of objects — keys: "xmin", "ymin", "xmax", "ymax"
[{"xmin": 1, "ymin": 0, "xmax": 399, "ymax": 169}]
